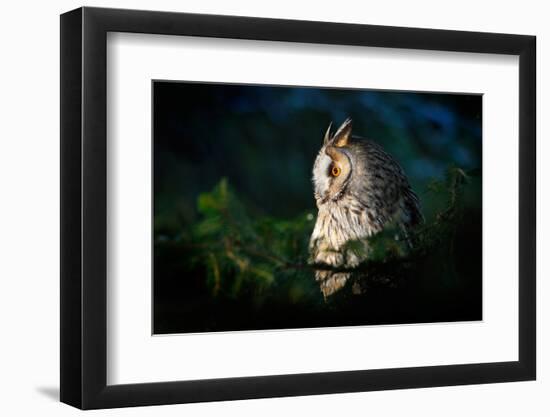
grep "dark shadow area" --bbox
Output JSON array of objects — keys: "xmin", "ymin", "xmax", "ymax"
[{"xmin": 36, "ymin": 386, "xmax": 59, "ymax": 401}]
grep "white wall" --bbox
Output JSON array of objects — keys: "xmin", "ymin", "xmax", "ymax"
[{"xmin": 0, "ymin": 0, "xmax": 546, "ymax": 415}]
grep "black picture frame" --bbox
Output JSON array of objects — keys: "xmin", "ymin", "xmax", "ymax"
[{"xmin": 60, "ymin": 6, "xmax": 536, "ymax": 410}]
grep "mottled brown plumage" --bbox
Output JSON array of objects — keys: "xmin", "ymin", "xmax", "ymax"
[{"xmin": 309, "ymin": 118, "xmax": 422, "ymax": 297}]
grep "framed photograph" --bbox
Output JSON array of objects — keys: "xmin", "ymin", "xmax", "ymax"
[{"xmin": 60, "ymin": 6, "xmax": 536, "ymax": 409}]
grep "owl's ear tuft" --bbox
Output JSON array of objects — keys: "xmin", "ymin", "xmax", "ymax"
[
  {"xmin": 333, "ymin": 118, "xmax": 352, "ymax": 147},
  {"xmin": 323, "ymin": 122, "xmax": 333, "ymax": 146}
]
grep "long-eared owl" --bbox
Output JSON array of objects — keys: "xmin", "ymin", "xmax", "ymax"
[{"xmin": 309, "ymin": 118, "xmax": 422, "ymax": 296}]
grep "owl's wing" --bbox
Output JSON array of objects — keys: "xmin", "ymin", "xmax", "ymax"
[{"xmin": 402, "ymin": 187, "xmax": 424, "ymax": 228}]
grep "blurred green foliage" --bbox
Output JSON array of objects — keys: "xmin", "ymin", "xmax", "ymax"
[{"xmin": 165, "ymin": 178, "xmax": 312, "ymax": 298}]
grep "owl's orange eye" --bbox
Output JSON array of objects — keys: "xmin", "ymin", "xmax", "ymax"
[{"xmin": 331, "ymin": 165, "xmax": 341, "ymax": 177}]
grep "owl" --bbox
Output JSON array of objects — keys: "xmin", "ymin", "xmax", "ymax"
[{"xmin": 309, "ymin": 118, "xmax": 422, "ymax": 297}]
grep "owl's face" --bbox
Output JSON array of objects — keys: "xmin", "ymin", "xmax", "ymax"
[{"xmin": 312, "ymin": 119, "xmax": 354, "ymax": 206}]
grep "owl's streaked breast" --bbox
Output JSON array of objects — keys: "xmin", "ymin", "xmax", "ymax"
[{"xmin": 309, "ymin": 193, "xmax": 396, "ymax": 267}]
